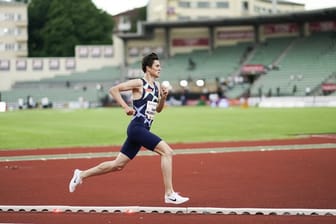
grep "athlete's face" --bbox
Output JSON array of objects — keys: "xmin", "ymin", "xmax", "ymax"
[{"xmin": 148, "ymin": 60, "xmax": 161, "ymax": 78}]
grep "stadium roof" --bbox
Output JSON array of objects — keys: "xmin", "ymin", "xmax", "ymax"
[
  {"xmin": 118, "ymin": 7, "xmax": 336, "ymax": 40},
  {"xmin": 259, "ymin": 0, "xmax": 304, "ymax": 7}
]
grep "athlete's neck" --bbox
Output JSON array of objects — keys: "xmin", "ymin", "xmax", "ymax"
[{"xmin": 144, "ymin": 74, "xmax": 155, "ymax": 85}]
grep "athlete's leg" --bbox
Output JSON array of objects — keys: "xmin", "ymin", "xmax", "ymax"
[
  {"xmin": 69, "ymin": 152, "xmax": 131, "ymax": 193},
  {"xmin": 154, "ymin": 141, "xmax": 174, "ymax": 195},
  {"xmin": 154, "ymin": 141, "xmax": 189, "ymax": 204},
  {"xmin": 80, "ymin": 152, "xmax": 131, "ymax": 180}
]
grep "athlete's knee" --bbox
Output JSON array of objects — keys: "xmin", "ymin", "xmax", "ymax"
[
  {"xmin": 112, "ymin": 152, "xmax": 131, "ymax": 171},
  {"xmin": 156, "ymin": 141, "xmax": 174, "ymax": 157},
  {"xmin": 114, "ymin": 160, "xmax": 128, "ymax": 171},
  {"xmin": 163, "ymin": 148, "xmax": 174, "ymax": 157},
  {"xmin": 97, "ymin": 160, "xmax": 127, "ymax": 172}
]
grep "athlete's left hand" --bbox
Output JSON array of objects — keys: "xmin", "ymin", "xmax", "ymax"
[
  {"xmin": 161, "ymin": 86, "xmax": 169, "ymax": 98},
  {"xmin": 124, "ymin": 106, "xmax": 135, "ymax": 116}
]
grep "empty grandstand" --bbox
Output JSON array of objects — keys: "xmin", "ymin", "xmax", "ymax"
[
  {"xmin": 250, "ymin": 32, "xmax": 336, "ymax": 97},
  {"xmin": 1, "ymin": 66, "xmax": 122, "ymax": 109}
]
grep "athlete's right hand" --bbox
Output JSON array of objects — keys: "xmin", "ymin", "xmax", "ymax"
[{"xmin": 124, "ymin": 107, "xmax": 135, "ymax": 116}]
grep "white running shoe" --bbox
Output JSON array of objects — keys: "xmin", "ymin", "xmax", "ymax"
[
  {"xmin": 69, "ymin": 169, "xmax": 82, "ymax": 193},
  {"xmin": 165, "ymin": 192, "xmax": 189, "ymax": 204}
]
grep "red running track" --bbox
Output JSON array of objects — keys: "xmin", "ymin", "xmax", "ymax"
[{"xmin": 0, "ymin": 136, "xmax": 336, "ymax": 224}]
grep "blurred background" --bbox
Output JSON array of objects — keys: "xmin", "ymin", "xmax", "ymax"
[{"xmin": 0, "ymin": 0, "xmax": 335, "ymax": 111}]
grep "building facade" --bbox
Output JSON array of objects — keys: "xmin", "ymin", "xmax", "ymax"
[
  {"xmin": 147, "ymin": 0, "xmax": 304, "ymax": 22},
  {"xmin": 0, "ymin": 1, "xmax": 28, "ymax": 59}
]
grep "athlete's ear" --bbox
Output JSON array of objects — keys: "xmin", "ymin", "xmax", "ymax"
[{"xmin": 146, "ymin": 65, "xmax": 151, "ymax": 73}]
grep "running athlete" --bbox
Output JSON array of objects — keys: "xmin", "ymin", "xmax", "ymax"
[{"xmin": 69, "ymin": 52, "xmax": 189, "ymax": 204}]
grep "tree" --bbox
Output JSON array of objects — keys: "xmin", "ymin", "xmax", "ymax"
[
  {"xmin": 28, "ymin": 0, "xmax": 50, "ymax": 57},
  {"xmin": 28, "ymin": 0, "xmax": 114, "ymax": 57}
]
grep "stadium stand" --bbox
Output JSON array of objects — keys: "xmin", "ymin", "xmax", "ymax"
[
  {"xmin": 320, "ymin": 72, "xmax": 336, "ymax": 96},
  {"xmin": 2, "ymin": 31, "xmax": 335, "ymax": 107},
  {"xmin": 247, "ymin": 37, "xmax": 296, "ymax": 67},
  {"xmin": 5, "ymin": 31, "xmax": 334, "ymax": 107},
  {"xmin": 155, "ymin": 42, "xmax": 253, "ymax": 95},
  {"xmin": 224, "ymin": 83, "xmax": 250, "ymax": 99},
  {"xmin": 152, "ymin": 42, "xmax": 252, "ymax": 82},
  {"xmin": 1, "ymin": 66, "xmax": 122, "ymax": 108},
  {"xmin": 249, "ymin": 32, "xmax": 336, "ymax": 97}
]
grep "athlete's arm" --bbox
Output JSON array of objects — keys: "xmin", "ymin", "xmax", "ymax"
[
  {"xmin": 156, "ymin": 82, "xmax": 168, "ymax": 113},
  {"xmin": 109, "ymin": 79, "xmax": 142, "ymax": 116}
]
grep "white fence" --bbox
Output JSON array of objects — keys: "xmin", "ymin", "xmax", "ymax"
[{"xmin": 248, "ymin": 96, "xmax": 336, "ymax": 108}]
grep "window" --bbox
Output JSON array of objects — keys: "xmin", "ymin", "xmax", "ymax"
[
  {"xmin": 17, "ymin": 43, "xmax": 25, "ymax": 51},
  {"xmin": 49, "ymin": 59, "xmax": 60, "ymax": 70},
  {"xmin": 32, "ymin": 59, "xmax": 43, "ymax": 70},
  {"xmin": 167, "ymin": 7, "xmax": 175, "ymax": 15},
  {"xmin": 90, "ymin": 47, "xmax": 101, "ymax": 58},
  {"xmin": 15, "ymin": 13, "xmax": 22, "ymax": 21},
  {"xmin": 104, "ymin": 47, "xmax": 113, "ymax": 57},
  {"xmin": 65, "ymin": 58, "xmax": 76, "ymax": 70},
  {"xmin": 78, "ymin": 47, "xmax": 88, "ymax": 57},
  {"xmin": 0, "ymin": 28, "xmax": 18, "ymax": 36},
  {"xmin": 5, "ymin": 43, "xmax": 15, "ymax": 51},
  {"xmin": 179, "ymin": 1, "xmax": 191, "ymax": 8},
  {"xmin": 15, "ymin": 28, "xmax": 22, "ymax": 36},
  {"xmin": 16, "ymin": 59, "xmax": 27, "ymax": 71},
  {"xmin": 217, "ymin": 1, "xmax": 229, "ymax": 8},
  {"xmin": 0, "ymin": 28, "xmax": 5, "ymax": 36},
  {"xmin": 118, "ymin": 15, "xmax": 131, "ymax": 31},
  {"xmin": 0, "ymin": 60, "xmax": 10, "ymax": 70},
  {"xmin": 197, "ymin": 1, "xmax": 210, "ymax": 8},
  {"xmin": 4, "ymin": 13, "xmax": 15, "ymax": 21}
]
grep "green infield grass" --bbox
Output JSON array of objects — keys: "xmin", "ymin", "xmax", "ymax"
[{"xmin": 0, "ymin": 106, "xmax": 335, "ymax": 150}]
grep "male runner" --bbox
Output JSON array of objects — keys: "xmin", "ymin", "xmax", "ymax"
[{"xmin": 69, "ymin": 52, "xmax": 189, "ymax": 204}]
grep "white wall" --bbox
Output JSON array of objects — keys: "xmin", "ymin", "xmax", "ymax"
[
  {"xmin": 0, "ymin": 35, "xmax": 124, "ymax": 91},
  {"xmin": 249, "ymin": 96, "xmax": 336, "ymax": 107}
]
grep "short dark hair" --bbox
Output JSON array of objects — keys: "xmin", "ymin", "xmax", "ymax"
[{"xmin": 142, "ymin": 52, "xmax": 159, "ymax": 73}]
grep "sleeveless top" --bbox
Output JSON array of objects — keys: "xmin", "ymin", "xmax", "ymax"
[{"xmin": 131, "ymin": 78, "xmax": 159, "ymax": 129}]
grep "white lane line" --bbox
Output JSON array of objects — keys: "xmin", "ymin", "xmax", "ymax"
[
  {"xmin": 0, "ymin": 205, "xmax": 335, "ymax": 216},
  {"xmin": 1, "ymin": 143, "xmax": 336, "ymax": 162}
]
